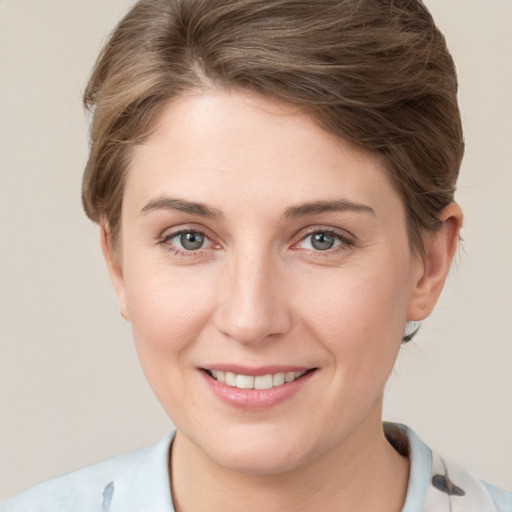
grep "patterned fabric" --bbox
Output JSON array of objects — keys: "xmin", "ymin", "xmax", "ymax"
[
  {"xmin": 385, "ymin": 423, "xmax": 512, "ymax": 512},
  {"xmin": 1, "ymin": 424, "xmax": 510, "ymax": 512},
  {"xmin": 424, "ymin": 454, "xmax": 496, "ymax": 512},
  {"xmin": 424, "ymin": 452, "xmax": 509, "ymax": 512}
]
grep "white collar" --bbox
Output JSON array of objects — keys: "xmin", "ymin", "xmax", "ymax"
[{"xmin": 105, "ymin": 424, "xmax": 507, "ymax": 512}]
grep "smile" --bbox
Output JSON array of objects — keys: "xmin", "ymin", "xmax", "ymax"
[{"xmin": 208, "ymin": 370, "xmax": 308, "ymax": 390}]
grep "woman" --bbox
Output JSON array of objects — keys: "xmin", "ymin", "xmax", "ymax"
[{"xmin": 2, "ymin": 0, "xmax": 510, "ymax": 511}]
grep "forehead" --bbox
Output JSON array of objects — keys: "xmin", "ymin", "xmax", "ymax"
[{"xmin": 125, "ymin": 90, "xmax": 404, "ymax": 221}]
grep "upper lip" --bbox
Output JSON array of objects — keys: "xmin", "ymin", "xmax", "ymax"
[{"xmin": 201, "ymin": 365, "xmax": 315, "ymax": 377}]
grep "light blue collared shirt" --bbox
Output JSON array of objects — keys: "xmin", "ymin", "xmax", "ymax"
[{"xmin": 2, "ymin": 424, "xmax": 511, "ymax": 512}]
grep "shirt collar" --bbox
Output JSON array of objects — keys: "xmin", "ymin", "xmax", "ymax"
[
  {"xmin": 108, "ymin": 424, "xmax": 500, "ymax": 512},
  {"xmin": 109, "ymin": 431, "xmax": 176, "ymax": 512},
  {"xmin": 384, "ymin": 422, "xmax": 432, "ymax": 512},
  {"xmin": 384, "ymin": 422, "xmax": 500, "ymax": 512}
]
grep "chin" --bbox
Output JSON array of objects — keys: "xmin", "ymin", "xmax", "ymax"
[
  {"xmin": 178, "ymin": 423, "xmax": 307, "ymax": 475},
  {"xmin": 214, "ymin": 446, "xmax": 306, "ymax": 476},
  {"xmin": 196, "ymin": 423, "xmax": 317, "ymax": 476}
]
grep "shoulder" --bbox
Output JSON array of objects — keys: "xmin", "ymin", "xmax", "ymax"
[
  {"xmin": 480, "ymin": 480, "xmax": 512, "ymax": 512},
  {"xmin": 385, "ymin": 423, "xmax": 512, "ymax": 512},
  {"xmin": 0, "ymin": 433, "xmax": 176, "ymax": 512},
  {"xmin": 0, "ymin": 450, "xmax": 144, "ymax": 512},
  {"xmin": 430, "ymin": 455, "xmax": 512, "ymax": 512},
  {"xmin": 0, "ymin": 449, "xmax": 150, "ymax": 512}
]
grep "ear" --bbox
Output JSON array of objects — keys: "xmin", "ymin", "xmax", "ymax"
[
  {"xmin": 100, "ymin": 223, "xmax": 130, "ymax": 322},
  {"xmin": 407, "ymin": 203, "xmax": 463, "ymax": 321}
]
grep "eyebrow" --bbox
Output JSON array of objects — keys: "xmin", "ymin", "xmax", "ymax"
[
  {"xmin": 140, "ymin": 196, "xmax": 224, "ymax": 219},
  {"xmin": 284, "ymin": 199, "xmax": 375, "ymax": 218},
  {"xmin": 140, "ymin": 196, "xmax": 375, "ymax": 220}
]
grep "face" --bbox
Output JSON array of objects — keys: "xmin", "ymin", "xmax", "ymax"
[{"xmin": 107, "ymin": 90, "xmax": 433, "ymax": 475}]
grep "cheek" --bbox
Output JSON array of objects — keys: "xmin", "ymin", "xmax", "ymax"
[
  {"xmin": 296, "ymin": 257, "xmax": 412, "ymax": 371},
  {"xmin": 124, "ymin": 263, "xmax": 216, "ymax": 363},
  {"xmin": 122, "ymin": 264, "xmax": 220, "ymax": 420}
]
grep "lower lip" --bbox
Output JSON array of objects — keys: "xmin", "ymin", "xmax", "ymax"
[{"xmin": 200, "ymin": 370, "xmax": 316, "ymax": 410}]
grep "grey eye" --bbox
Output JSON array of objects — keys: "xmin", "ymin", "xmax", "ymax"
[
  {"xmin": 179, "ymin": 231, "xmax": 205, "ymax": 250},
  {"xmin": 310, "ymin": 232, "xmax": 336, "ymax": 251}
]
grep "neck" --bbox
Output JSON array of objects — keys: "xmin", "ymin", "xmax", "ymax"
[{"xmin": 170, "ymin": 400, "xmax": 409, "ymax": 512}]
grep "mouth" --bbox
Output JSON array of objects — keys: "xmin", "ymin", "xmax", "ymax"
[
  {"xmin": 203, "ymin": 368, "xmax": 314, "ymax": 390},
  {"xmin": 200, "ymin": 366, "xmax": 317, "ymax": 409}
]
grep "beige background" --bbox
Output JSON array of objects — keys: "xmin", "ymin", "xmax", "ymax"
[{"xmin": 1, "ymin": 0, "xmax": 511, "ymax": 500}]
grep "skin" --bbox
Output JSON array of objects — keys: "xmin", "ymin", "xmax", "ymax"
[{"xmin": 102, "ymin": 90, "xmax": 461, "ymax": 512}]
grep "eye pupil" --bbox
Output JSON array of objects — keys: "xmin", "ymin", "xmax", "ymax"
[
  {"xmin": 180, "ymin": 232, "xmax": 204, "ymax": 250},
  {"xmin": 311, "ymin": 232, "xmax": 335, "ymax": 250}
]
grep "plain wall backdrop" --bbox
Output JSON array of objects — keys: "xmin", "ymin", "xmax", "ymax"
[{"xmin": 1, "ymin": 0, "xmax": 511, "ymax": 500}]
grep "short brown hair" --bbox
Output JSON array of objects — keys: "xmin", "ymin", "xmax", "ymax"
[{"xmin": 82, "ymin": 0, "xmax": 464, "ymax": 255}]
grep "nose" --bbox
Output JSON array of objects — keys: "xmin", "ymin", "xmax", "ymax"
[{"xmin": 213, "ymin": 249, "xmax": 292, "ymax": 345}]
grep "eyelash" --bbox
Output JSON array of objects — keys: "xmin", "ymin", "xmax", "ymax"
[
  {"xmin": 293, "ymin": 228, "xmax": 355, "ymax": 257},
  {"xmin": 157, "ymin": 227, "xmax": 355, "ymax": 258},
  {"xmin": 158, "ymin": 228, "xmax": 217, "ymax": 258}
]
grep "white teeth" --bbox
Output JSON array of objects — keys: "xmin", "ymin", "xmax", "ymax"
[
  {"xmin": 254, "ymin": 374, "xmax": 273, "ymax": 390},
  {"xmin": 273, "ymin": 372, "xmax": 285, "ymax": 386},
  {"xmin": 225, "ymin": 372, "xmax": 237, "ymax": 386},
  {"xmin": 285, "ymin": 371, "xmax": 296, "ymax": 383},
  {"xmin": 236, "ymin": 374, "xmax": 254, "ymax": 389},
  {"xmin": 209, "ymin": 369, "xmax": 308, "ymax": 389}
]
